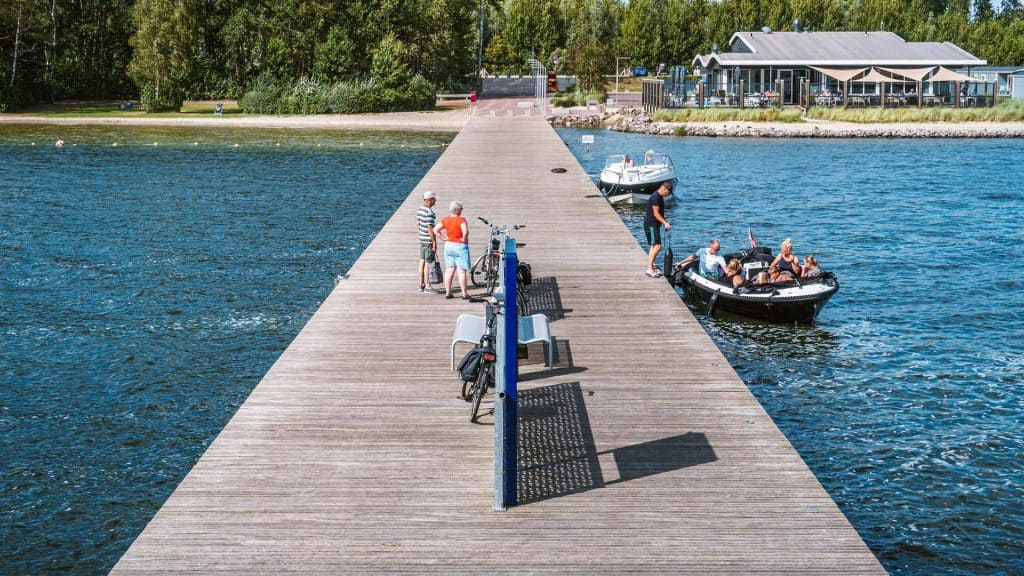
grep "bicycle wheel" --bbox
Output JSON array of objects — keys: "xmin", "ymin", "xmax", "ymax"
[
  {"xmin": 460, "ymin": 375, "xmax": 473, "ymax": 402},
  {"xmin": 516, "ymin": 284, "xmax": 529, "ymax": 315},
  {"xmin": 470, "ymin": 254, "xmax": 488, "ymax": 287},
  {"xmin": 470, "ymin": 362, "xmax": 491, "ymax": 423},
  {"xmin": 484, "ymin": 254, "xmax": 499, "ymax": 295}
]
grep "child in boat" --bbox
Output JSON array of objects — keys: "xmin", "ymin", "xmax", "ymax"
[
  {"xmin": 801, "ymin": 255, "xmax": 822, "ymax": 279},
  {"xmin": 768, "ymin": 264, "xmax": 795, "ymax": 283},
  {"xmin": 754, "ymin": 271, "xmax": 771, "ymax": 285}
]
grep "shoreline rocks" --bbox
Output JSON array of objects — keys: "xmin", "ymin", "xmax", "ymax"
[{"xmin": 598, "ymin": 110, "xmax": 1024, "ymax": 138}]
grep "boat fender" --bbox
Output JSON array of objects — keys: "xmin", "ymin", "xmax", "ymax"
[{"xmin": 707, "ymin": 291, "xmax": 720, "ymax": 315}]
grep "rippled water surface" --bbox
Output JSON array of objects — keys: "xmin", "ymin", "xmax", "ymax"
[
  {"xmin": 0, "ymin": 125, "xmax": 450, "ymax": 574},
  {"xmin": 559, "ymin": 128, "xmax": 1023, "ymax": 576}
]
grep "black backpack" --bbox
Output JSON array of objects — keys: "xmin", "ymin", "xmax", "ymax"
[{"xmin": 458, "ymin": 347, "xmax": 487, "ymax": 383}]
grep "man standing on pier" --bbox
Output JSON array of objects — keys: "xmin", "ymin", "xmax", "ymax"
[
  {"xmin": 417, "ymin": 191, "xmax": 439, "ymax": 292},
  {"xmin": 644, "ymin": 181, "xmax": 673, "ymax": 277}
]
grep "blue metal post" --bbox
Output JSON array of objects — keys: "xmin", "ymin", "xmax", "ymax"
[{"xmin": 494, "ymin": 237, "xmax": 518, "ymax": 511}]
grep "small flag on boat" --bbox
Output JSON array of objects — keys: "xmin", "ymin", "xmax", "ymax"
[{"xmin": 748, "ymin": 228, "xmax": 758, "ymax": 248}]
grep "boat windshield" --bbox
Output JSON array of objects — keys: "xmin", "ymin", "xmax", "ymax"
[
  {"xmin": 643, "ymin": 153, "xmax": 672, "ymax": 167},
  {"xmin": 603, "ymin": 155, "xmax": 626, "ymax": 168}
]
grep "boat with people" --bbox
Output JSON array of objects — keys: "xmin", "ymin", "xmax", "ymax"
[
  {"xmin": 598, "ymin": 149, "xmax": 676, "ymax": 205},
  {"xmin": 670, "ymin": 245, "xmax": 839, "ymax": 324}
]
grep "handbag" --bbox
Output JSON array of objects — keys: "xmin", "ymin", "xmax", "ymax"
[{"xmin": 429, "ymin": 252, "xmax": 444, "ymax": 284}]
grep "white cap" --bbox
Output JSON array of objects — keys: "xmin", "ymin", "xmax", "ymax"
[{"xmin": 422, "ymin": 191, "xmax": 436, "ymax": 200}]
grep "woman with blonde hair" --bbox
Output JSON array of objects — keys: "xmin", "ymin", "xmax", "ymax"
[
  {"xmin": 721, "ymin": 258, "xmax": 744, "ymax": 288},
  {"xmin": 771, "ymin": 238, "xmax": 801, "ymax": 277}
]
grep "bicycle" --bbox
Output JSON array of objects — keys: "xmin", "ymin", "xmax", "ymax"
[
  {"xmin": 457, "ymin": 297, "xmax": 500, "ymax": 423},
  {"xmin": 470, "ymin": 217, "xmax": 532, "ymax": 314},
  {"xmin": 471, "ymin": 217, "xmax": 525, "ymax": 294}
]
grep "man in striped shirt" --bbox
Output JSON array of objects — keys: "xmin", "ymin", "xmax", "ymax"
[{"xmin": 417, "ymin": 191, "xmax": 439, "ymax": 292}]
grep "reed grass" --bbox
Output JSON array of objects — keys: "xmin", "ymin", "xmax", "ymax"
[
  {"xmin": 807, "ymin": 99, "xmax": 1024, "ymax": 122},
  {"xmin": 651, "ymin": 107, "xmax": 805, "ymax": 123}
]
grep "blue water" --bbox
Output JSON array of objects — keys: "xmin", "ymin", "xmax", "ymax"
[
  {"xmin": 559, "ymin": 128, "xmax": 1024, "ymax": 576},
  {"xmin": 0, "ymin": 125, "xmax": 450, "ymax": 574}
]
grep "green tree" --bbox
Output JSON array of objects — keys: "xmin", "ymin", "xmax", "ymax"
[
  {"xmin": 973, "ymin": 0, "xmax": 994, "ymax": 21},
  {"xmin": 484, "ymin": 33, "xmax": 518, "ymax": 74},
  {"xmin": 617, "ymin": 0, "xmax": 665, "ymax": 68},
  {"xmin": 128, "ymin": 0, "xmax": 201, "ymax": 111},
  {"xmin": 314, "ymin": 25, "xmax": 356, "ymax": 82},
  {"xmin": 371, "ymin": 32, "xmax": 412, "ymax": 91}
]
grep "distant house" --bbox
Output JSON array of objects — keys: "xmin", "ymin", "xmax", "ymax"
[
  {"xmin": 692, "ymin": 30, "xmax": 986, "ymax": 106},
  {"xmin": 955, "ymin": 66, "xmax": 1024, "ymax": 98}
]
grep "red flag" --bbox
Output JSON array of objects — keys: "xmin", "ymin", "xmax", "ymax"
[{"xmin": 748, "ymin": 228, "xmax": 758, "ymax": 248}]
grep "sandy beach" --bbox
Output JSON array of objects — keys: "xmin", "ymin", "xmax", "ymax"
[{"xmin": 0, "ymin": 107, "xmax": 472, "ymax": 132}]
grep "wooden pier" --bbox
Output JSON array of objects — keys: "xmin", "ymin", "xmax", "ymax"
[{"xmin": 112, "ymin": 115, "xmax": 885, "ymax": 574}]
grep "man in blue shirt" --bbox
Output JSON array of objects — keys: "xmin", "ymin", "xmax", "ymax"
[
  {"xmin": 644, "ymin": 181, "xmax": 673, "ymax": 277},
  {"xmin": 676, "ymin": 239, "xmax": 727, "ymax": 279}
]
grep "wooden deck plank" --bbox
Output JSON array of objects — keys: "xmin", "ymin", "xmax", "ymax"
[{"xmin": 112, "ymin": 116, "xmax": 885, "ymax": 574}]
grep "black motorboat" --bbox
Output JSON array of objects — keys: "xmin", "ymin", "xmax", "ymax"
[{"xmin": 670, "ymin": 247, "xmax": 839, "ymax": 324}]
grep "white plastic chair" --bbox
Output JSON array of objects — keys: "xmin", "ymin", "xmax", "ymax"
[
  {"xmin": 450, "ymin": 313, "xmax": 555, "ymax": 370},
  {"xmin": 451, "ymin": 314, "xmax": 486, "ymax": 370},
  {"xmin": 518, "ymin": 314, "xmax": 554, "ymax": 369}
]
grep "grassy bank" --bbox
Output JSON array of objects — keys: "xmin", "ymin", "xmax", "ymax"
[
  {"xmin": 807, "ymin": 99, "xmax": 1024, "ymax": 122},
  {"xmin": 13, "ymin": 100, "xmax": 243, "ymax": 118}
]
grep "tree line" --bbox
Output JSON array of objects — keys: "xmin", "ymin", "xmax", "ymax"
[{"xmin": 2, "ymin": 0, "xmax": 1022, "ymax": 112}]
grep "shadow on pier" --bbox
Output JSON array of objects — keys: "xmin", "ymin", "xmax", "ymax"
[{"xmin": 517, "ymin": 382, "xmax": 717, "ymax": 505}]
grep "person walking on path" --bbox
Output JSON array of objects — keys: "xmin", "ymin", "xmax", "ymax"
[
  {"xmin": 644, "ymin": 181, "xmax": 673, "ymax": 277},
  {"xmin": 417, "ymin": 191, "xmax": 439, "ymax": 293},
  {"xmin": 436, "ymin": 200, "xmax": 471, "ymax": 299}
]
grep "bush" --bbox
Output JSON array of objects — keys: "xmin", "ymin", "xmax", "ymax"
[
  {"xmin": 552, "ymin": 90, "xmax": 608, "ymax": 108},
  {"xmin": 139, "ymin": 82, "xmax": 185, "ymax": 112},
  {"xmin": 326, "ymin": 79, "xmax": 378, "ymax": 114},
  {"xmin": 278, "ymin": 77, "xmax": 329, "ymax": 114},
  {"xmin": 239, "ymin": 73, "xmax": 281, "ymax": 114},
  {"xmin": 400, "ymin": 75, "xmax": 437, "ymax": 111},
  {"xmin": 242, "ymin": 74, "xmax": 435, "ymax": 115}
]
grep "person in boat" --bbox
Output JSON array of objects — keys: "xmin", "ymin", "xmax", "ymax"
[
  {"xmin": 624, "ymin": 154, "xmax": 634, "ymax": 167},
  {"xmin": 643, "ymin": 181, "xmax": 673, "ymax": 278},
  {"xmin": 768, "ymin": 264, "xmax": 795, "ymax": 283},
  {"xmin": 801, "ymin": 255, "xmax": 822, "ymax": 279},
  {"xmin": 721, "ymin": 258, "xmax": 744, "ymax": 288},
  {"xmin": 755, "ymin": 271, "xmax": 771, "ymax": 285},
  {"xmin": 770, "ymin": 238, "xmax": 801, "ymax": 277},
  {"xmin": 675, "ymin": 239, "xmax": 727, "ymax": 279}
]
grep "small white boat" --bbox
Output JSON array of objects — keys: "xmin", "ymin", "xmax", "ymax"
[{"xmin": 598, "ymin": 150, "xmax": 676, "ymax": 205}]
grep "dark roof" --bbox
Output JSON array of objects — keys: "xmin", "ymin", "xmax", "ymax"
[{"xmin": 694, "ymin": 31, "xmax": 985, "ymax": 68}]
